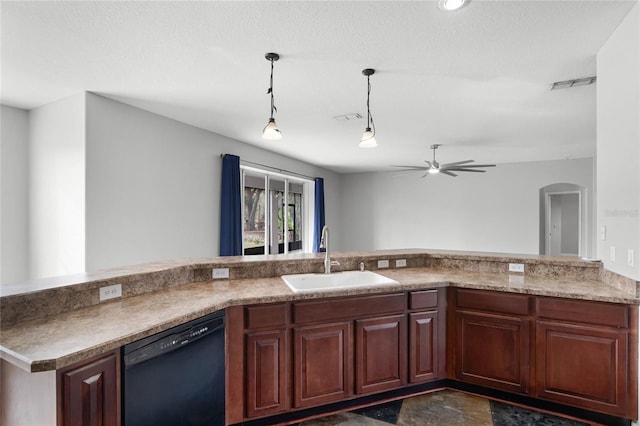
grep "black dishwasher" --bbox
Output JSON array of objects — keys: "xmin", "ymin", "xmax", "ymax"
[{"xmin": 122, "ymin": 310, "xmax": 225, "ymax": 426}]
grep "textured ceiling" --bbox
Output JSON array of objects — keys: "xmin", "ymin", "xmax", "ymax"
[{"xmin": 1, "ymin": 1, "xmax": 636, "ymax": 173}]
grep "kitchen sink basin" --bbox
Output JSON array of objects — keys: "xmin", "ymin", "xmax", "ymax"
[{"xmin": 281, "ymin": 270, "xmax": 399, "ymax": 293}]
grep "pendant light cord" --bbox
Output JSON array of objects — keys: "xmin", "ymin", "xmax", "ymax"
[
  {"xmin": 366, "ymin": 75, "xmax": 375, "ymax": 134},
  {"xmin": 268, "ymin": 59, "xmax": 277, "ymax": 119}
]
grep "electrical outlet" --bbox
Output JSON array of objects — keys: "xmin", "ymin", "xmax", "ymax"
[
  {"xmin": 212, "ymin": 268, "xmax": 230, "ymax": 279},
  {"xmin": 395, "ymin": 259, "xmax": 407, "ymax": 268},
  {"xmin": 610, "ymin": 246, "xmax": 616, "ymax": 262},
  {"xmin": 508, "ymin": 263, "xmax": 525, "ymax": 273},
  {"xmin": 99, "ymin": 284, "xmax": 122, "ymax": 302},
  {"xmin": 377, "ymin": 259, "xmax": 389, "ymax": 269},
  {"xmin": 600, "ymin": 225, "xmax": 606, "ymax": 241},
  {"xmin": 628, "ymin": 249, "xmax": 635, "ymax": 267}
]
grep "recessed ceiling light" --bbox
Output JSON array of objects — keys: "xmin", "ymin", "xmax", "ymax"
[{"xmin": 438, "ymin": 0, "xmax": 469, "ymax": 11}]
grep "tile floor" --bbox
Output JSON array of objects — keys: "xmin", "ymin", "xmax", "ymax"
[{"xmin": 298, "ymin": 390, "xmax": 590, "ymax": 426}]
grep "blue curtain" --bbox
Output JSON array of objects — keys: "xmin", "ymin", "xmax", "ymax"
[
  {"xmin": 220, "ymin": 154, "xmax": 242, "ymax": 256},
  {"xmin": 313, "ymin": 177, "xmax": 326, "ymax": 253}
]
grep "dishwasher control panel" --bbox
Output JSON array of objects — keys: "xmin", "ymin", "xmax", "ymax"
[{"xmin": 123, "ymin": 314, "xmax": 224, "ymax": 367}]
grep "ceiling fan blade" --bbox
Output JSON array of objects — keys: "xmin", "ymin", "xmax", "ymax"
[
  {"xmin": 392, "ymin": 165, "xmax": 428, "ymax": 169},
  {"xmin": 444, "ymin": 164, "xmax": 496, "ymax": 169},
  {"xmin": 391, "ymin": 169, "xmax": 430, "ymax": 178},
  {"xmin": 440, "ymin": 160, "xmax": 474, "ymax": 168},
  {"xmin": 440, "ymin": 170, "xmax": 458, "ymax": 177},
  {"xmin": 445, "ymin": 168, "xmax": 487, "ymax": 173}
]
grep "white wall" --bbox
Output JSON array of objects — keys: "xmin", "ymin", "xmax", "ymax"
[
  {"xmin": 85, "ymin": 93, "xmax": 342, "ymax": 272},
  {"xmin": 1, "ymin": 106, "xmax": 30, "ymax": 284},
  {"xmin": 29, "ymin": 94, "xmax": 86, "ymax": 280},
  {"xmin": 339, "ymin": 158, "xmax": 594, "ymax": 255},
  {"xmin": 597, "ymin": 3, "xmax": 640, "ymax": 281}
]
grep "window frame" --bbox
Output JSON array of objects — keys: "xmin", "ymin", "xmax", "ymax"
[{"xmin": 240, "ymin": 165, "xmax": 314, "ymax": 256}]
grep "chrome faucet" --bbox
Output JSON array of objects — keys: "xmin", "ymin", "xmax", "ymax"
[{"xmin": 320, "ymin": 225, "xmax": 338, "ymax": 274}]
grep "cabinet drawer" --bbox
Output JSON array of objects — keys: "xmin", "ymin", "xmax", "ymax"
[
  {"xmin": 245, "ymin": 303, "xmax": 289, "ymax": 330},
  {"xmin": 536, "ymin": 297, "xmax": 628, "ymax": 328},
  {"xmin": 293, "ymin": 293, "xmax": 406, "ymax": 324},
  {"xmin": 410, "ymin": 290, "xmax": 438, "ymax": 310},
  {"xmin": 456, "ymin": 289, "xmax": 530, "ymax": 316}
]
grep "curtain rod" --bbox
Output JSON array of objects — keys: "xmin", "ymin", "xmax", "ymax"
[{"xmin": 220, "ymin": 154, "xmax": 315, "ymax": 181}]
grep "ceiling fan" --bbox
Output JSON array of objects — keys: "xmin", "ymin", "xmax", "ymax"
[{"xmin": 393, "ymin": 144, "xmax": 496, "ymax": 178}]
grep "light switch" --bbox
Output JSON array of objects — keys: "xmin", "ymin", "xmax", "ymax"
[
  {"xmin": 600, "ymin": 225, "xmax": 606, "ymax": 241},
  {"xmin": 628, "ymin": 249, "xmax": 635, "ymax": 267},
  {"xmin": 610, "ymin": 246, "xmax": 616, "ymax": 262}
]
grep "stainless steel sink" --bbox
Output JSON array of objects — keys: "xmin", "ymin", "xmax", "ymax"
[{"xmin": 281, "ymin": 270, "xmax": 399, "ymax": 293}]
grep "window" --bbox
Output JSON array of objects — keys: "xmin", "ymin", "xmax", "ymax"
[{"xmin": 241, "ymin": 166, "xmax": 313, "ymax": 256}]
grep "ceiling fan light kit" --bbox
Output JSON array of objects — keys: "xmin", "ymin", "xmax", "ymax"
[
  {"xmin": 262, "ymin": 52, "xmax": 282, "ymax": 140},
  {"xmin": 393, "ymin": 144, "xmax": 496, "ymax": 179},
  {"xmin": 359, "ymin": 68, "xmax": 378, "ymax": 148}
]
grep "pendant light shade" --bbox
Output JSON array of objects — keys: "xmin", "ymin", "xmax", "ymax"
[
  {"xmin": 262, "ymin": 52, "xmax": 282, "ymax": 140},
  {"xmin": 359, "ymin": 68, "xmax": 378, "ymax": 148},
  {"xmin": 360, "ymin": 128, "xmax": 377, "ymax": 148},
  {"xmin": 438, "ymin": 0, "xmax": 469, "ymax": 11},
  {"xmin": 263, "ymin": 118, "xmax": 281, "ymax": 140}
]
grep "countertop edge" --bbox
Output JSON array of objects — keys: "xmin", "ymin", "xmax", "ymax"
[{"xmin": 3, "ymin": 268, "xmax": 638, "ymax": 373}]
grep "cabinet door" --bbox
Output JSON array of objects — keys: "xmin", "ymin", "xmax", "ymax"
[
  {"xmin": 409, "ymin": 311, "xmax": 438, "ymax": 383},
  {"xmin": 355, "ymin": 314, "xmax": 407, "ymax": 394},
  {"xmin": 57, "ymin": 351, "xmax": 120, "ymax": 426},
  {"xmin": 455, "ymin": 311, "xmax": 530, "ymax": 394},
  {"xmin": 246, "ymin": 330, "xmax": 288, "ymax": 418},
  {"xmin": 536, "ymin": 321, "xmax": 628, "ymax": 416},
  {"xmin": 294, "ymin": 322, "xmax": 351, "ymax": 408}
]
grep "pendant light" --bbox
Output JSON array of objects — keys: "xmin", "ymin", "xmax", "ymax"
[
  {"xmin": 438, "ymin": 0, "xmax": 469, "ymax": 11},
  {"xmin": 360, "ymin": 68, "xmax": 377, "ymax": 148},
  {"xmin": 262, "ymin": 52, "xmax": 282, "ymax": 140}
]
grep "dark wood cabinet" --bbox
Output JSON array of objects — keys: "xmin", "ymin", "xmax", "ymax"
[
  {"xmin": 355, "ymin": 314, "xmax": 407, "ymax": 394},
  {"xmin": 451, "ymin": 289, "xmax": 638, "ymax": 419},
  {"xmin": 236, "ymin": 290, "xmax": 446, "ymax": 419},
  {"xmin": 239, "ymin": 303, "xmax": 290, "ymax": 419},
  {"xmin": 409, "ymin": 311, "xmax": 438, "ymax": 383},
  {"xmin": 409, "ymin": 289, "xmax": 445, "ymax": 384},
  {"xmin": 57, "ymin": 350, "xmax": 120, "ymax": 426},
  {"xmin": 455, "ymin": 310, "xmax": 531, "ymax": 394},
  {"xmin": 231, "ymin": 287, "xmax": 636, "ymax": 423},
  {"xmin": 293, "ymin": 322, "xmax": 352, "ymax": 408},
  {"xmin": 535, "ymin": 297, "xmax": 636, "ymax": 417},
  {"xmin": 453, "ymin": 289, "xmax": 532, "ymax": 394},
  {"xmin": 246, "ymin": 330, "xmax": 288, "ymax": 418},
  {"xmin": 536, "ymin": 321, "xmax": 628, "ymax": 415}
]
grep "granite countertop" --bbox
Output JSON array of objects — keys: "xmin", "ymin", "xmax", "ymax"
[{"xmin": 1, "ymin": 263, "xmax": 637, "ymax": 374}]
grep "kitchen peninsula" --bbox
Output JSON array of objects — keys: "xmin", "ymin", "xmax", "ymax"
[{"xmin": 1, "ymin": 249, "xmax": 638, "ymax": 426}]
